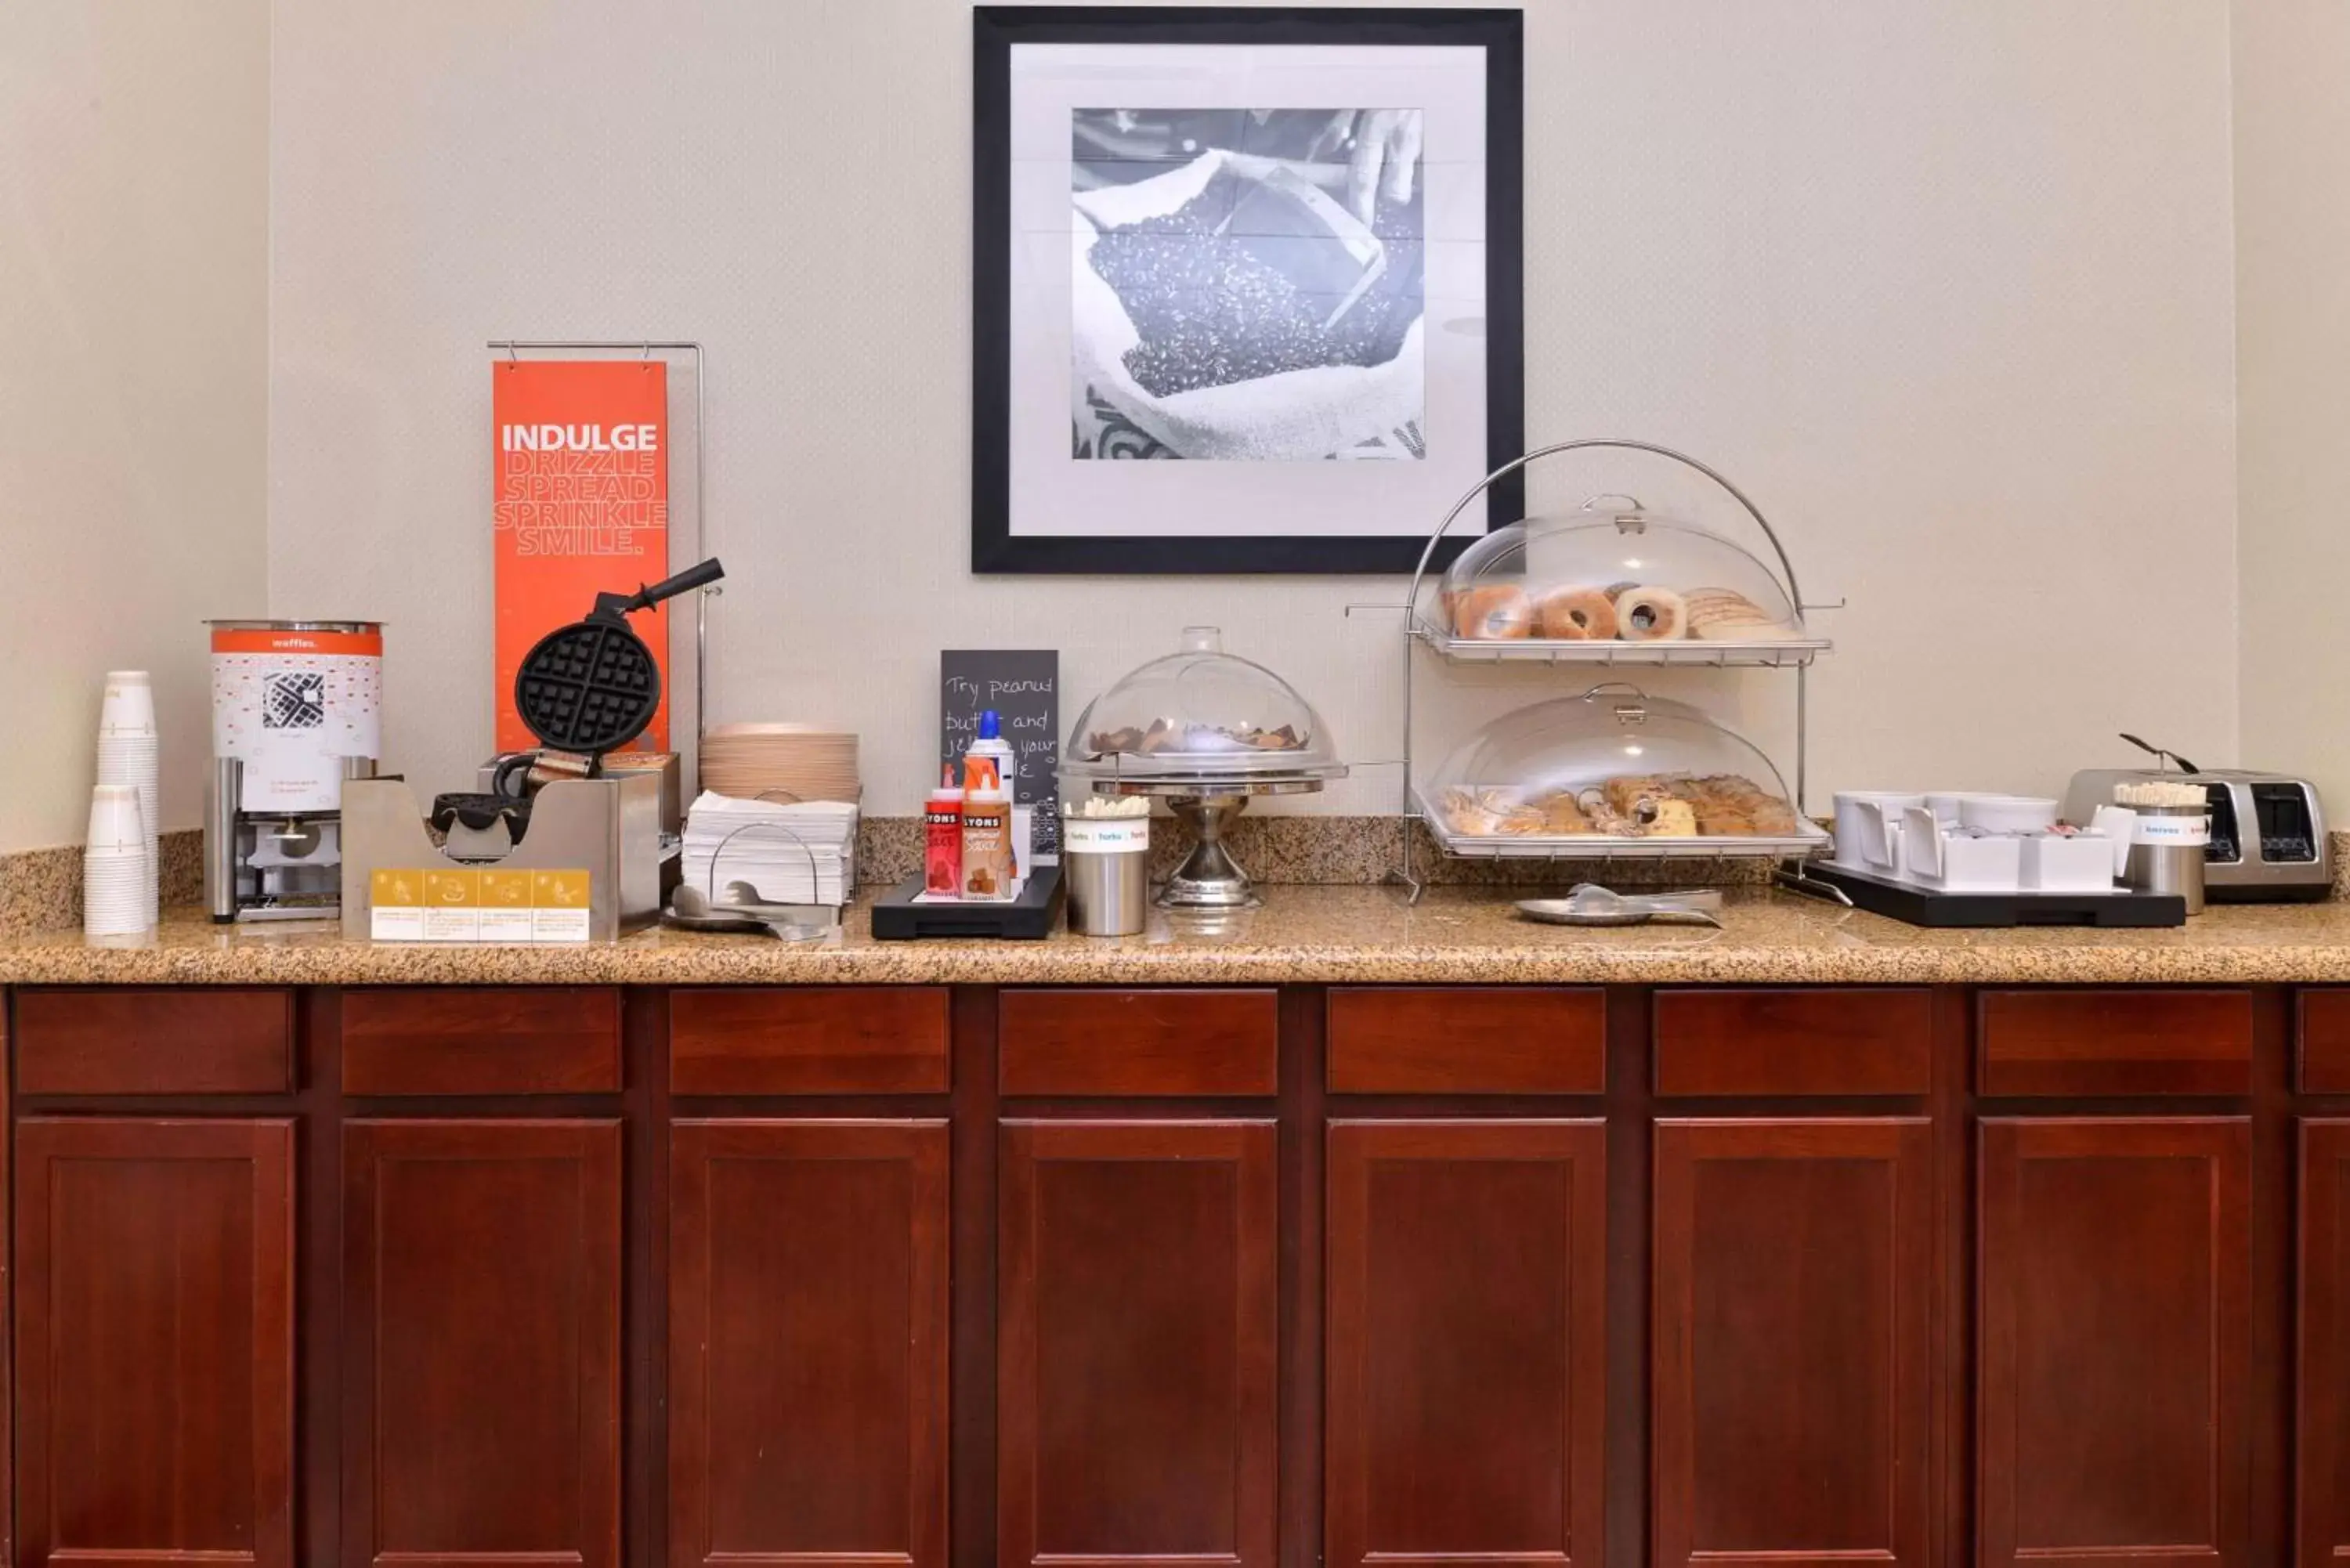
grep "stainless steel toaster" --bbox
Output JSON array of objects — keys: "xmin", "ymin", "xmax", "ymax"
[{"xmin": 2063, "ymin": 764, "xmax": 2331, "ymax": 902}]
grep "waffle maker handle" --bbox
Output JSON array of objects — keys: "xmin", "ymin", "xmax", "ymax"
[{"xmin": 591, "ymin": 557, "xmax": 725, "ymax": 623}]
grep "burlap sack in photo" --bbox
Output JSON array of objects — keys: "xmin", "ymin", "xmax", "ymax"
[{"xmin": 1071, "ymin": 149, "xmax": 1424, "ymax": 462}]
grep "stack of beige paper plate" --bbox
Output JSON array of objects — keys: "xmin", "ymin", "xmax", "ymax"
[{"xmin": 701, "ymin": 723, "xmax": 860, "ymax": 804}]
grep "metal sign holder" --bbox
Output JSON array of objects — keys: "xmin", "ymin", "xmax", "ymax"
[{"xmin": 487, "ymin": 339, "xmax": 711, "ymax": 795}]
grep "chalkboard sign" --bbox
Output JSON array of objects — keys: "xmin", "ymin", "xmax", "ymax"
[{"xmin": 941, "ymin": 650, "xmax": 1060, "ymax": 861}]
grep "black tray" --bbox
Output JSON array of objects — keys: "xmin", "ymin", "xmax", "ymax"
[
  {"xmin": 870, "ymin": 867, "xmax": 1064, "ymax": 941},
  {"xmin": 1807, "ymin": 862, "xmax": 2186, "ymax": 928}
]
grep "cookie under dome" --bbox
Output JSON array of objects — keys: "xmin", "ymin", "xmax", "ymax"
[{"xmin": 1063, "ymin": 626, "xmax": 1348, "ymax": 786}]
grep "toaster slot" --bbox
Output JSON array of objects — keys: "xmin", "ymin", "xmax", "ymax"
[
  {"xmin": 2203, "ymin": 783, "xmax": 2241, "ymax": 864},
  {"xmin": 2253, "ymin": 782, "xmax": 2319, "ymax": 862}
]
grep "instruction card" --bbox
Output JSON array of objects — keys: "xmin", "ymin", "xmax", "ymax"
[{"xmin": 371, "ymin": 868, "xmax": 593, "ymax": 943}]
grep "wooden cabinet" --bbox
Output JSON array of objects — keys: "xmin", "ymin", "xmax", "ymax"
[
  {"xmin": 1653, "ymin": 988, "xmax": 1933, "ymax": 1097},
  {"xmin": 1653, "ymin": 1118, "xmax": 1932, "ymax": 1568},
  {"xmin": 1325, "ymin": 1119, "xmax": 1606, "ymax": 1568},
  {"xmin": 342, "ymin": 1118, "xmax": 623, "ymax": 1568},
  {"xmin": 12, "ymin": 1118, "xmax": 295, "ymax": 1568},
  {"xmin": 998, "ymin": 1118, "xmax": 1278, "ymax": 1568},
  {"xmin": 2301, "ymin": 1121, "xmax": 2350, "ymax": 1566},
  {"xmin": 998, "ymin": 989, "xmax": 1279, "ymax": 1096},
  {"xmin": 13, "ymin": 987, "xmax": 295, "ymax": 1094},
  {"xmin": 1326, "ymin": 988, "xmax": 1607, "ymax": 1094},
  {"xmin": 0, "ymin": 977, "xmax": 2315, "ymax": 1568},
  {"xmin": 341, "ymin": 987, "xmax": 621, "ymax": 1094},
  {"xmin": 670, "ymin": 1119, "xmax": 950, "ymax": 1568},
  {"xmin": 1978, "ymin": 990, "xmax": 2254, "ymax": 1097},
  {"xmin": 1979, "ymin": 1117, "xmax": 2251, "ymax": 1568},
  {"xmin": 670, "ymin": 987, "xmax": 951, "ymax": 1094}
]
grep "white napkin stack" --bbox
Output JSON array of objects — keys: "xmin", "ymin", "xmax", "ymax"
[{"xmin": 682, "ymin": 792, "xmax": 857, "ymax": 908}]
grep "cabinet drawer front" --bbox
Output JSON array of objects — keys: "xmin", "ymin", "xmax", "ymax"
[
  {"xmin": 342, "ymin": 988, "xmax": 621, "ymax": 1095},
  {"xmin": 1327, "ymin": 987, "xmax": 1604, "ymax": 1094},
  {"xmin": 1979, "ymin": 989, "xmax": 2252, "ymax": 1097},
  {"xmin": 2301, "ymin": 992, "xmax": 2350, "ymax": 1093},
  {"xmin": 671, "ymin": 988, "xmax": 949, "ymax": 1095},
  {"xmin": 1654, "ymin": 988, "xmax": 1932, "ymax": 1097},
  {"xmin": 13, "ymin": 987, "xmax": 295, "ymax": 1095},
  {"xmin": 1000, "ymin": 989, "xmax": 1278, "ymax": 1097}
]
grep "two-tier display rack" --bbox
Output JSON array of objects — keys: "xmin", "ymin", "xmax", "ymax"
[{"xmin": 1386, "ymin": 439, "xmax": 1849, "ymax": 901}]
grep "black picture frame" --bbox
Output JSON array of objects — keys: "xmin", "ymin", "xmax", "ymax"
[{"xmin": 972, "ymin": 5, "xmax": 1525, "ymax": 575}]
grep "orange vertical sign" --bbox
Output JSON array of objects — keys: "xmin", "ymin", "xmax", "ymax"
[{"xmin": 492, "ymin": 360, "xmax": 671, "ymax": 751}]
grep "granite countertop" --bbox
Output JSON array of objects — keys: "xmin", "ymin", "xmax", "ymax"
[{"xmin": 5, "ymin": 887, "xmax": 2350, "ymax": 985}]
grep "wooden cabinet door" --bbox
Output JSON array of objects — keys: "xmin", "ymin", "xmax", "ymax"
[
  {"xmin": 1326, "ymin": 1119, "xmax": 1607, "ymax": 1568},
  {"xmin": 2300, "ymin": 1120, "xmax": 2350, "ymax": 1565},
  {"xmin": 671, "ymin": 1119, "xmax": 950, "ymax": 1568},
  {"xmin": 13, "ymin": 1118, "xmax": 295, "ymax": 1568},
  {"xmin": 342, "ymin": 1119, "xmax": 622, "ymax": 1568},
  {"xmin": 1979, "ymin": 1117, "xmax": 2250, "ymax": 1568},
  {"xmin": 1653, "ymin": 1118, "xmax": 1932, "ymax": 1568},
  {"xmin": 999, "ymin": 1119, "xmax": 1278, "ymax": 1568}
]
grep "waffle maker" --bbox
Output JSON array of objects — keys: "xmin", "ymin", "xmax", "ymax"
[{"xmin": 433, "ymin": 558, "xmax": 724, "ymax": 851}]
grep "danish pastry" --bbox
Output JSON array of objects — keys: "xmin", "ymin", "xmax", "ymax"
[
  {"xmin": 1603, "ymin": 775, "xmax": 1672, "ymax": 823},
  {"xmin": 1683, "ymin": 774, "xmax": 1799, "ymax": 836},
  {"xmin": 1576, "ymin": 787, "xmax": 1643, "ymax": 836},
  {"xmin": 1540, "ymin": 792, "xmax": 1594, "ymax": 833},
  {"xmin": 1648, "ymin": 799, "xmax": 1699, "ymax": 837}
]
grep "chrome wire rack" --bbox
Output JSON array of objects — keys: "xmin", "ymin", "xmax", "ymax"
[{"xmin": 1376, "ymin": 439, "xmax": 1847, "ymax": 903}]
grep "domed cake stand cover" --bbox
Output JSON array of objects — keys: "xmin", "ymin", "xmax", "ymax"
[{"xmin": 1065, "ymin": 627, "xmax": 1347, "ymax": 908}]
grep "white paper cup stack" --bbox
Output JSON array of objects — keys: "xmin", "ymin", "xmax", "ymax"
[
  {"xmin": 85, "ymin": 784, "xmax": 151, "ymax": 936},
  {"xmin": 96, "ymin": 670, "xmax": 161, "ymax": 924}
]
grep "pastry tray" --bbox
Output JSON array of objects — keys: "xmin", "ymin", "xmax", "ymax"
[
  {"xmin": 1415, "ymin": 787, "xmax": 1831, "ymax": 861},
  {"xmin": 870, "ymin": 867, "xmax": 1064, "ymax": 941},
  {"xmin": 1411, "ymin": 620, "xmax": 1831, "ymax": 668},
  {"xmin": 1807, "ymin": 862, "xmax": 2186, "ymax": 928}
]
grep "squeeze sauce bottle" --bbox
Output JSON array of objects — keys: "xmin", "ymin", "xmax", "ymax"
[
  {"xmin": 924, "ymin": 766, "xmax": 964, "ymax": 897},
  {"xmin": 964, "ymin": 710, "xmax": 1021, "ymax": 882}
]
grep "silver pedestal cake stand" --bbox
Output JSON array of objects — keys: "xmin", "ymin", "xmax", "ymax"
[{"xmin": 1079, "ymin": 772, "xmax": 1336, "ymax": 909}]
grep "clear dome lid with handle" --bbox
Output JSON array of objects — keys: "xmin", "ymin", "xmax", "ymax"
[
  {"xmin": 1436, "ymin": 497, "xmax": 1804, "ymax": 645},
  {"xmin": 1065, "ymin": 626, "xmax": 1346, "ymax": 782},
  {"xmin": 1423, "ymin": 684, "xmax": 1818, "ymax": 845}
]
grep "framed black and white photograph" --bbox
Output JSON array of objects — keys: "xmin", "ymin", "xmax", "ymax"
[{"xmin": 973, "ymin": 7, "xmax": 1524, "ymax": 573}]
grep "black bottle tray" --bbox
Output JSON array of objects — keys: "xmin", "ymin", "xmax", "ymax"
[
  {"xmin": 1807, "ymin": 862, "xmax": 2186, "ymax": 928},
  {"xmin": 871, "ymin": 866, "xmax": 1064, "ymax": 940}
]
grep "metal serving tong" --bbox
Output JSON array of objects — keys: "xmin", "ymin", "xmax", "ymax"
[{"xmin": 1515, "ymin": 884, "xmax": 1726, "ymax": 928}]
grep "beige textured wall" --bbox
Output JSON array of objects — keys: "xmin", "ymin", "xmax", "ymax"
[
  {"xmin": 0, "ymin": 0, "xmax": 271, "ymax": 851},
  {"xmin": 2236, "ymin": 0, "xmax": 2350, "ymax": 800},
  {"xmin": 261, "ymin": 0, "xmax": 2239, "ymax": 819}
]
